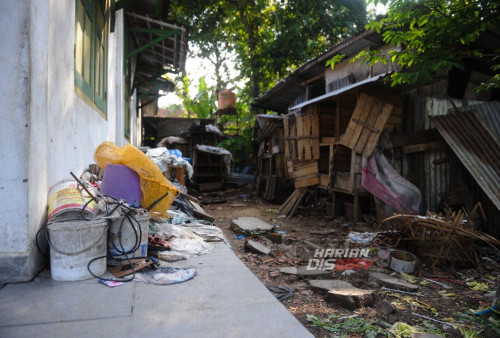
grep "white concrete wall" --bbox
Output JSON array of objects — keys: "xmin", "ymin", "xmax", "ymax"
[
  {"xmin": 0, "ymin": 0, "xmax": 132, "ymax": 283},
  {"xmin": 0, "ymin": 0, "xmax": 31, "ymax": 282}
]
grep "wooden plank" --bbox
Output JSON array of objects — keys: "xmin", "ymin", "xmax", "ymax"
[
  {"xmin": 296, "ymin": 114, "xmax": 305, "ymax": 160},
  {"xmin": 351, "ymin": 118, "xmax": 381, "ymax": 133},
  {"xmin": 294, "ymin": 174, "xmax": 320, "ymax": 188},
  {"xmin": 293, "ymin": 161, "xmax": 319, "ymax": 178},
  {"xmin": 354, "ymin": 99, "xmax": 384, "ymax": 154},
  {"xmin": 319, "ymin": 174, "xmax": 329, "ymax": 189},
  {"xmin": 402, "ymin": 141, "xmax": 445, "ymax": 154},
  {"xmin": 290, "ymin": 115, "xmax": 297, "ymax": 161},
  {"xmin": 348, "ymin": 95, "xmax": 375, "ymax": 149},
  {"xmin": 288, "ymin": 189, "xmax": 306, "ymax": 217},
  {"xmin": 340, "ymin": 94, "xmax": 371, "ymax": 148},
  {"xmin": 189, "ymin": 200, "xmax": 216, "ymax": 222},
  {"xmin": 305, "ymin": 114, "xmax": 313, "ymax": 160},
  {"xmin": 284, "ymin": 136, "xmax": 320, "ymax": 140},
  {"xmin": 328, "ymin": 144, "xmax": 334, "ymax": 190},
  {"xmin": 348, "ymin": 150, "xmax": 356, "ymax": 193},
  {"xmin": 363, "ymin": 102, "xmax": 394, "ymax": 157},
  {"xmin": 321, "ymin": 137, "xmax": 336, "ymax": 144},
  {"xmin": 311, "ymin": 110, "xmax": 320, "ymax": 159}
]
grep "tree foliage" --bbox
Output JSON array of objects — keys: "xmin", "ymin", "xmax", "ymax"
[
  {"xmin": 174, "ymin": 74, "xmax": 216, "ymax": 119},
  {"xmin": 170, "ymin": 0, "xmax": 367, "ymax": 100},
  {"xmin": 330, "ymin": 0, "xmax": 500, "ymax": 92}
]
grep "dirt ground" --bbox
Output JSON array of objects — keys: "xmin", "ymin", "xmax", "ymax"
[{"xmin": 197, "ymin": 188, "xmax": 500, "ymax": 337}]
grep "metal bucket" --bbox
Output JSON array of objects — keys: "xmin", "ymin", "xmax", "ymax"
[
  {"xmin": 108, "ymin": 212, "xmax": 150, "ymax": 259},
  {"xmin": 389, "ymin": 250, "xmax": 417, "ymax": 273},
  {"xmin": 47, "ymin": 219, "xmax": 108, "ymax": 281},
  {"xmin": 47, "ymin": 180, "xmax": 95, "ymax": 221}
]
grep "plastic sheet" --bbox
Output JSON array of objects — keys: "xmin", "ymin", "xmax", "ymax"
[
  {"xmin": 146, "ymin": 147, "xmax": 194, "ymax": 179},
  {"xmin": 155, "ymin": 223, "xmax": 214, "ymax": 258},
  {"xmin": 94, "ymin": 142, "xmax": 178, "ymax": 217},
  {"xmin": 134, "ymin": 266, "xmax": 197, "ymax": 285},
  {"xmin": 362, "ymin": 149, "xmax": 422, "ymax": 215}
]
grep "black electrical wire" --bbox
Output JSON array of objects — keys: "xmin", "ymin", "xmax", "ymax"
[
  {"xmin": 44, "ymin": 174, "xmax": 149, "ymax": 283},
  {"xmin": 87, "ymin": 195, "xmax": 149, "ymax": 283}
]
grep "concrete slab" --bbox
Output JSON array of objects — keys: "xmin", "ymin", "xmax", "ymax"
[
  {"xmin": 245, "ymin": 240, "xmax": 271, "ymax": 255},
  {"xmin": 280, "ymin": 266, "xmax": 331, "ymax": 277},
  {"xmin": 133, "ymin": 265, "xmax": 276, "ymax": 312},
  {"xmin": 231, "ymin": 217, "xmax": 273, "ymax": 234},
  {"xmin": 168, "ymin": 240, "xmax": 243, "ymax": 268},
  {"xmin": 131, "ymin": 301, "xmax": 312, "ymax": 338},
  {"xmin": 308, "ymin": 279, "xmax": 376, "ymax": 310},
  {"xmin": 308, "ymin": 279, "xmax": 353, "ymax": 291},
  {"xmin": 325, "ymin": 287, "xmax": 375, "ymax": 310},
  {"xmin": 0, "ymin": 242, "xmax": 313, "ymax": 337},
  {"xmin": 369, "ymin": 272, "xmax": 419, "ymax": 292},
  {"xmin": 0, "ymin": 317, "xmax": 130, "ymax": 338},
  {"xmin": 0, "ymin": 277, "xmax": 134, "ymax": 327}
]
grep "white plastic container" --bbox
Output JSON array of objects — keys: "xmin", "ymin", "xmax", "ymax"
[
  {"xmin": 47, "ymin": 219, "xmax": 108, "ymax": 281},
  {"xmin": 108, "ymin": 212, "xmax": 150, "ymax": 259}
]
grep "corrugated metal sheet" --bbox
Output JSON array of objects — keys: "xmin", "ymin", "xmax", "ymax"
[
  {"xmin": 424, "ymin": 148, "xmax": 449, "ymax": 211},
  {"xmin": 458, "ymin": 101, "xmax": 500, "ymax": 141},
  {"xmin": 256, "ymin": 115, "xmax": 282, "ymax": 141},
  {"xmin": 422, "ymin": 97, "xmax": 483, "ymax": 129},
  {"xmin": 401, "ymin": 148, "xmax": 449, "ymax": 212},
  {"xmin": 432, "ymin": 111, "xmax": 500, "ymax": 210},
  {"xmin": 288, "ymin": 73, "xmax": 388, "ymax": 111}
]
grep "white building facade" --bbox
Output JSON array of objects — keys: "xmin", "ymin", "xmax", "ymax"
[{"xmin": 0, "ymin": 0, "xmax": 185, "ymax": 283}]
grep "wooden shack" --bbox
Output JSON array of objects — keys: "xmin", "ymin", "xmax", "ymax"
[
  {"xmin": 254, "ymin": 28, "xmax": 500, "ymax": 233},
  {"xmin": 254, "ymin": 114, "xmax": 287, "ymax": 201}
]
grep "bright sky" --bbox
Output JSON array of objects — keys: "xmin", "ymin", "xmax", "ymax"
[
  {"xmin": 158, "ymin": 45, "xmax": 241, "ymax": 108},
  {"xmin": 158, "ymin": 2, "xmax": 388, "ymax": 108}
]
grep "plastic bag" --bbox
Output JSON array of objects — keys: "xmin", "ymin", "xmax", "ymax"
[
  {"xmin": 94, "ymin": 142, "xmax": 178, "ymax": 217},
  {"xmin": 134, "ymin": 267, "xmax": 197, "ymax": 285}
]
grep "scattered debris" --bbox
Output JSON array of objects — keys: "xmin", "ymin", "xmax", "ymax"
[
  {"xmin": 308, "ymin": 279, "xmax": 354, "ymax": 292},
  {"xmin": 267, "ymin": 286, "xmax": 294, "ymax": 301},
  {"xmin": 245, "ymin": 240, "xmax": 271, "ymax": 255},
  {"xmin": 370, "ymin": 272, "xmax": 420, "ymax": 292},
  {"xmin": 376, "ymin": 300, "xmax": 396, "ymax": 315},
  {"xmin": 230, "ymin": 216, "xmax": 274, "ymax": 234},
  {"xmin": 381, "ymin": 287, "xmax": 422, "ymax": 297},
  {"xmin": 346, "ymin": 231, "xmax": 379, "ymax": 245},
  {"xmin": 268, "ymin": 232, "xmax": 283, "ymax": 244},
  {"xmin": 389, "ymin": 250, "xmax": 417, "ymax": 273},
  {"xmin": 381, "ymin": 207, "xmax": 500, "ymax": 266},
  {"xmin": 278, "ymin": 188, "xmax": 308, "ymax": 217},
  {"xmin": 134, "ymin": 266, "xmax": 197, "ymax": 285},
  {"xmin": 324, "ymin": 287, "xmax": 376, "ymax": 310},
  {"xmin": 280, "ymin": 266, "xmax": 331, "ymax": 277}
]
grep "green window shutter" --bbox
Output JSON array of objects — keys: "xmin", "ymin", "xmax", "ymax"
[{"xmin": 75, "ymin": 0, "xmax": 108, "ymax": 115}]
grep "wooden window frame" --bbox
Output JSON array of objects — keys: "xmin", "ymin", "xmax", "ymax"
[{"xmin": 74, "ymin": 0, "xmax": 108, "ymax": 117}]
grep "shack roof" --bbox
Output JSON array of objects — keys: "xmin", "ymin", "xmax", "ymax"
[{"xmin": 252, "ymin": 30, "xmax": 384, "ymax": 113}]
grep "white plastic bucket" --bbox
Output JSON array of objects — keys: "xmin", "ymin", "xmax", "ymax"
[
  {"xmin": 108, "ymin": 212, "xmax": 150, "ymax": 259},
  {"xmin": 47, "ymin": 219, "xmax": 108, "ymax": 281}
]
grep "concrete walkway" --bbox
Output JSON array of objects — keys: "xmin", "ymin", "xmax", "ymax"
[{"xmin": 0, "ymin": 243, "xmax": 313, "ymax": 338}]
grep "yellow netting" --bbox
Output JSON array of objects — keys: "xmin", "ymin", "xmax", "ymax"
[{"xmin": 94, "ymin": 141, "xmax": 178, "ymax": 217}]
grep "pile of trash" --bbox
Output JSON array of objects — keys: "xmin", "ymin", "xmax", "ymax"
[
  {"xmin": 219, "ymin": 206, "xmax": 500, "ymax": 337},
  {"xmin": 41, "ymin": 141, "xmax": 227, "ymax": 286}
]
